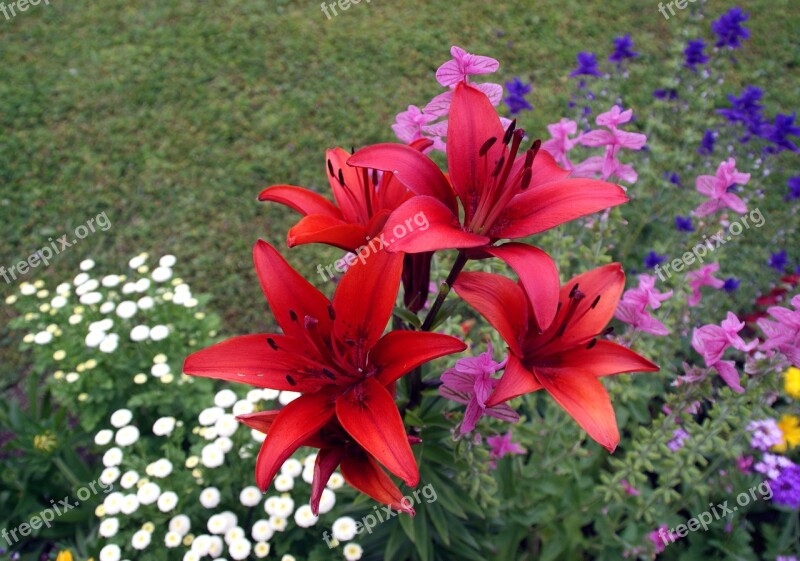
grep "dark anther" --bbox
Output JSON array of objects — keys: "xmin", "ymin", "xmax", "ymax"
[
  {"xmin": 591, "ymin": 295, "xmax": 601, "ymax": 309},
  {"xmin": 524, "ymin": 149, "xmax": 535, "ymax": 169},
  {"xmin": 267, "ymin": 337, "xmax": 278, "ymax": 350},
  {"xmin": 492, "ymin": 155, "xmax": 506, "ymax": 177},
  {"xmin": 305, "ymin": 316, "xmax": 319, "ymax": 329},
  {"xmin": 586, "ymin": 338, "xmax": 598, "ymax": 349},
  {"xmin": 503, "ymin": 119, "xmax": 517, "ymax": 144},
  {"xmin": 337, "ymin": 169, "xmax": 345, "ymax": 186},
  {"xmin": 323, "ymin": 368, "xmax": 336, "ymax": 380},
  {"xmin": 289, "ymin": 310, "xmax": 298, "ymax": 322},
  {"xmin": 286, "ymin": 375, "xmax": 297, "ymax": 386},
  {"xmin": 603, "ymin": 326, "xmax": 615, "ymax": 335},
  {"xmin": 520, "ymin": 168, "xmax": 533, "ymax": 190},
  {"xmin": 479, "ymin": 136, "xmax": 497, "ymax": 156},
  {"xmin": 328, "ymin": 305, "xmax": 336, "ymax": 321},
  {"xmin": 569, "ymin": 284, "xmax": 580, "ymax": 298},
  {"xmin": 371, "ymin": 169, "xmax": 379, "ymax": 185},
  {"xmin": 530, "ymin": 138, "xmax": 542, "ymax": 155},
  {"xmin": 327, "ymin": 159, "xmax": 334, "ymax": 177}
]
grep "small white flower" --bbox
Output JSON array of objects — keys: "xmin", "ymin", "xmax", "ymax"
[
  {"xmin": 150, "ymin": 324, "xmax": 169, "ymax": 341},
  {"xmin": 232, "ymin": 399, "xmax": 254, "ymax": 416},
  {"xmin": 76, "ymin": 278, "xmax": 98, "ymax": 295},
  {"xmin": 198, "ymin": 407, "xmax": 224, "ymax": 426},
  {"xmin": 214, "ymin": 414, "xmax": 238, "ymax": 437},
  {"xmin": 120, "ymin": 470, "xmax": 139, "ymax": 489},
  {"xmin": 131, "ymin": 528, "xmax": 152, "ymax": 550},
  {"xmin": 254, "ymin": 541, "xmax": 271, "ymax": 558},
  {"xmin": 263, "ymin": 496, "xmax": 280, "ymax": 517},
  {"xmin": 207, "ymin": 536, "xmax": 224, "ymax": 558},
  {"xmin": 129, "ymin": 255, "xmax": 147, "ymax": 269},
  {"xmin": 201, "ymin": 443, "xmax": 225, "ymax": 468},
  {"xmin": 228, "ymin": 537, "xmax": 252, "ymax": 560},
  {"xmin": 80, "ymin": 291, "xmax": 103, "ymax": 305},
  {"xmin": 200, "ymin": 487, "xmax": 221, "ymax": 508},
  {"xmin": 120, "ymin": 494, "xmax": 140, "ymax": 515},
  {"xmin": 151, "ymin": 458, "xmax": 174, "ymax": 478},
  {"xmin": 103, "ymin": 492, "xmax": 123, "ymax": 515},
  {"xmin": 135, "ymin": 278, "xmax": 151, "ymax": 292},
  {"xmin": 122, "ymin": 282, "xmax": 137, "ymax": 294},
  {"xmin": 102, "ymin": 447, "xmax": 123, "ymax": 467},
  {"xmin": 302, "ymin": 465, "xmax": 314, "ymax": 484},
  {"xmin": 169, "ymin": 514, "xmax": 192, "ymax": 536},
  {"xmin": 183, "ymin": 551, "xmax": 201, "ymax": 561},
  {"xmin": 343, "ymin": 542, "xmax": 364, "ymax": 561},
  {"xmin": 100, "ymin": 467, "xmax": 120, "ymax": 485},
  {"xmin": 115, "ymin": 426, "xmax": 139, "ymax": 447},
  {"xmin": 151, "ymin": 363, "xmax": 171, "ymax": 378},
  {"xmin": 294, "ymin": 504, "xmax": 318, "ymax": 528},
  {"xmin": 152, "ymin": 266, "xmax": 173, "ymax": 283},
  {"xmin": 281, "ymin": 555, "xmax": 297, "ymax": 561},
  {"xmin": 327, "ymin": 472, "xmax": 345, "ymax": 490},
  {"xmin": 94, "ymin": 429, "xmax": 114, "ymax": 446},
  {"xmin": 246, "ymin": 389, "xmax": 264, "ymax": 403},
  {"xmin": 33, "ymin": 331, "xmax": 53, "ymax": 345},
  {"xmin": 153, "ymin": 416, "xmax": 176, "ymax": 436},
  {"xmin": 137, "ymin": 482, "xmax": 161, "ymax": 505},
  {"xmin": 318, "ymin": 488, "xmax": 336, "ymax": 514},
  {"xmin": 251, "ymin": 429, "xmax": 266, "ymax": 443},
  {"xmin": 102, "ymin": 275, "xmax": 121, "ymax": 288},
  {"xmin": 191, "ymin": 534, "xmax": 212, "ymax": 555},
  {"xmin": 221, "ymin": 511, "xmax": 238, "ymax": 529},
  {"xmin": 56, "ymin": 283, "xmax": 70, "ymax": 294},
  {"xmin": 164, "ymin": 531, "xmax": 182, "ymax": 548},
  {"xmin": 262, "ymin": 388, "xmax": 280, "ymax": 400},
  {"xmin": 68, "ymin": 314, "xmax": 83, "ymax": 325},
  {"xmin": 281, "ymin": 458, "xmax": 302, "ymax": 478},
  {"xmin": 51, "ymin": 296, "xmax": 67, "ymax": 309},
  {"xmin": 207, "ymin": 513, "xmax": 229, "ymax": 535},
  {"xmin": 99, "ymin": 544, "xmax": 121, "ymax": 561},
  {"xmin": 72, "ymin": 273, "xmax": 89, "ymax": 287},
  {"xmin": 214, "ymin": 389, "xmax": 237, "ymax": 408},
  {"xmin": 184, "ymin": 297, "xmax": 198, "ymax": 308},
  {"xmin": 268, "ymin": 515, "xmax": 287, "ymax": 532},
  {"xmin": 91, "ymin": 318, "xmax": 114, "ymax": 332},
  {"xmin": 274, "ymin": 496, "xmax": 295, "ymax": 518},
  {"xmin": 239, "ymin": 486, "xmax": 262, "ymax": 507},
  {"xmin": 116, "ymin": 300, "xmax": 138, "ymax": 319},
  {"xmin": 99, "ymin": 517, "xmax": 119, "ymax": 538},
  {"xmin": 99, "ymin": 334, "xmax": 119, "ymax": 353},
  {"xmin": 157, "ymin": 491, "xmax": 178, "ymax": 512},
  {"xmin": 110, "ymin": 409, "xmax": 133, "ymax": 428},
  {"xmin": 130, "ymin": 324, "xmax": 150, "ymax": 341},
  {"xmin": 85, "ymin": 330, "xmax": 105, "ymax": 347},
  {"xmin": 250, "ymin": 519, "xmax": 273, "ymax": 542},
  {"xmin": 100, "ymin": 301, "xmax": 115, "ymax": 314},
  {"xmin": 20, "ymin": 282, "xmax": 37, "ymax": 295},
  {"xmin": 79, "ymin": 259, "xmax": 95, "ymax": 271},
  {"xmin": 278, "ymin": 390, "xmax": 301, "ymax": 405},
  {"xmin": 224, "ymin": 526, "xmax": 245, "ymax": 544},
  {"xmin": 159, "ymin": 254, "xmax": 177, "ymax": 267},
  {"xmin": 332, "ymin": 516, "xmax": 358, "ymax": 541},
  {"xmin": 137, "ymin": 295, "xmax": 154, "ymax": 310},
  {"xmin": 214, "ymin": 436, "xmax": 233, "ymax": 453},
  {"xmin": 273, "ymin": 473, "xmax": 294, "ymax": 492}
]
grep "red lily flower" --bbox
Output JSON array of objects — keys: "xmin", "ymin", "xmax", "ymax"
[
  {"xmin": 453, "ymin": 264, "xmax": 658, "ymax": 452},
  {"xmin": 259, "ymin": 140, "xmax": 432, "ymax": 252},
  {"xmin": 183, "ymin": 241, "xmax": 465, "ymax": 510},
  {"xmin": 238, "ymin": 412, "xmax": 419, "ymax": 515},
  {"xmin": 348, "ymin": 83, "xmax": 629, "ymax": 329}
]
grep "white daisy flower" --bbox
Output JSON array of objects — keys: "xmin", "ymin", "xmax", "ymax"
[
  {"xmin": 103, "ymin": 492, "xmax": 123, "ymax": 515},
  {"xmin": 94, "ymin": 429, "xmax": 114, "ymax": 446},
  {"xmin": 76, "ymin": 279, "xmax": 99, "ymax": 295},
  {"xmin": 281, "ymin": 458, "xmax": 302, "ymax": 478},
  {"xmin": 99, "ymin": 544, "xmax": 121, "ymax": 561},
  {"xmin": 274, "ymin": 496, "xmax": 295, "ymax": 518},
  {"xmin": 207, "ymin": 514, "xmax": 229, "ymax": 535},
  {"xmin": 281, "ymin": 555, "xmax": 297, "ymax": 561},
  {"xmin": 232, "ymin": 399, "xmax": 254, "ymax": 416},
  {"xmin": 344, "ymin": 542, "xmax": 364, "ymax": 561},
  {"xmin": 199, "ymin": 487, "xmax": 221, "ymax": 508},
  {"xmin": 273, "ymin": 474, "xmax": 294, "ymax": 492},
  {"xmin": 332, "ymin": 516, "xmax": 358, "ymax": 541},
  {"xmin": 102, "ymin": 447, "xmax": 123, "ymax": 467},
  {"xmin": 302, "ymin": 465, "xmax": 315, "ymax": 484},
  {"xmin": 102, "ymin": 275, "xmax": 121, "ymax": 288},
  {"xmin": 20, "ymin": 282, "xmax": 37, "ymax": 295},
  {"xmin": 251, "ymin": 429, "xmax": 266, "ymax": 443},
  {"xmin": 122, "ymin": 282, "xmax": 137, "ymax": 294},
  {"xmin": 151, "ymin": 458, "xmax": 173, "ymax": 478},
  {"xmin": 99, "ymin": 334, "xmax": 120, "ymax": 353},
  {"xmin": 239, "ymin": 486, "xmax": 262, "ymax": 507},
  {"xmin": 168, "ymin": 514, "xmax": 191, "ymax": 536},
  {"xmin": 201, "ymin": 444, "xmax": 225, "ymax": 468},
  {"xmin": 157, "ymin": 491, "xmax": 178, "ymax": 512},
  {"xmin": 262, "ymin": 388, "xmax": 280, "ymax": 400},
  {"xmin": 198, "ymin": 407, "xmax": 224, "ymax": 426},
  {"xmin": 228, "ymin": 537, "xmax": 252, "ymax": 560},
  {"xmin": 151, "ymin": 363, "xmax": 171, "ymax": 378},
  {"xmin": 100, "ymin": 301, "xmax": 115, "ymax": 314},
  {"xmin": 246, "ymin": 389, "xmax": 264, "ymax": 403},
  {"xmin": 191, "ymin": 534, "xmax": 212, "ymax": 555},
  {"xmin": 33, "ymin": 331, "xmax": 53, "ymax": 345},
  {"xmin": 98, "ymin": 517, "xmax": 119, "ymax": 538},
  {"xmin": 79, "ymin": 259, "xmax": 95, "ymax": 271},
  {"xmin": 120, "ymin": 494, "xmax": 140, "ymax": 515},
  {"xmin": 116, "ymin": 301, "xmax": 137, "ymax": 319},
  {"xmin": 110, "ymin": 409, "xmax": 133, "ymax": 428},
  {"xmin": 214, "ymin": 436, "xmax": 233, "ymax": 453},
  {"xmin": 152, "ymin": 416, "xmax": 176, "ymax": 436},
  {"xmin": 152, "ymin": 266, "xmax": 173, "ymax": 283},
  {"xmin": 294, "ymin": 504, "xmax": 318, "ymax": 528},
  {"xmin": 268, "ymin": 515, "xmax": 287, "ymax": 532},
  {"xmin": 150, "ymin": 324, "xmax": 169, "ymax": 341},
  {"xmin": 214, "ymin": 414, "xmax": 238, "ymax": 437},
  {"xmin": 137, "ymin": 482, "xmax": 161, "ymax": 505},
  {"xmin": 207, "ymin": 536, "xmax": 224, "ymax": 558},
  {"xmin": 51, "ymin": 296, "xmax": 67, "ymax": 309},
  {"xmin": 214, "ymin": 389, "xmax": 237, "ymax": 408},
  {"xmin": 137, "ymin": 295, "xmax": 154, "ymax": 310},
  {"xmin": 327, "ymin": 472, "xmax": 345, "ymax": 490},
  {"xmin": 131, "ymin": 528, "xmax": 152, "ymax": 549},
  {"xmin": 254, "ymin": 541, "xmax": 271, "ymax": 558},
  {"xmin": 129, "ymin": 255, "xmax": 147, "ymax": 269},
  {"xmin": 79, "ymin": 292, "xmax": 103, "ymax": 305},
  {"xmin": 100, "ymin": 467, "xmax": 120, "ymax": 485},
  {"xmin": 159, "ymin": 255, "xmax": 177, "ymax": 267},
  {"xmin": 85, "ymin": 330, "xmax": 105, "ymax": 348},
  {"xmin": 224, "ymin": 526, "xmax": 245, "ymax": 545},
  {"xmin": 164, "ymin": 531, "xmax": 182, "ymax": 548},
  {"xmin": 115, "ymin": 426, "xmax": 140, "ymax": 447},
  {"xmin": 250, "ymin": 519, "xmax": 274, "ymax": 542},
  {"xmin": 120, "ymin": 470, "xmax": 139, "ymax": 489},
  {"xmin": 135, "ymin": 278, "xmax": 151, "ymax": 292},
  {"xmin": 130, "ymin": 325, "xmax": 150, "ymax": 341},
  {"xmin": 68, "ymin": 314, "xmax": 83, "ymax": 325},
  {"xmin": 278, "ymin": 390, "xmax": 301, "ymax": 405},
  {"xmin": 318, "ymin": 488, "xmax": 336, "ymax": 514}
]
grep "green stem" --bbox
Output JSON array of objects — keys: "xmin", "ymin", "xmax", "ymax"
[{"xmin": 53, "ymin": 456, "xmax": 82, "ymax": 489}]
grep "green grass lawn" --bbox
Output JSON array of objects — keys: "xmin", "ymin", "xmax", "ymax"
[{"xmin": 1, "ymin": 0, "xmax": 798, "ymax": 382}]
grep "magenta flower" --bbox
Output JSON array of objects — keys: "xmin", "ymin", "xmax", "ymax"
[
  {"xmin": 693, "ymin": 158, "xmax": 750, "ymax": 217},
  {"xmin": 435, "ymin": 45, "xmax": 500, "ymax": 87},
  {"xmin": 620, "ymin": 479, "xmax": 640, "ymax": 496},
  {"xmin": 392, "ymin": 105, "xmax": 438, "ymax": 146},
  {"xmin": 439, "ymin": 344, "xmax": 519, "ymax": 434},
  {"xmin": 686, "ymin": 263, "xmax": 725, "ymax": 307},
  {"xmin": 572, "ymin": 105, "xmax": 647, "ymax": 183},
  {"xmin": 757, "ymin": 294, "xmax": 800, "ymax": 367},
  {"xmin": 541, "ymin": 118, "xmax": 580, "ymax": 168},
  {"xmin": 486, "ymin": 431, "xmax": 525, "ymax": 462},
  {"xmin": 614, "ymin": 274, "xmax": 673, "ymax": 336},
  {"xmin": 691, "ymin": 311, "xmax": 758, "ymax": 392}
]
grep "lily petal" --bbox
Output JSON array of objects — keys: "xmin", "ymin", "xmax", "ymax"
[
  {"xmin": 536, "ymin": 368, "xmax": 619, "ymax": 452},
  {"xmin": 372, "ymin": 330, "xmax": 467, "ymax": 386},
  {"xmin": 485, "ymin": 243, "xmax": 560, "ymax": 331},
  {"xmin": 453, "ymin": 272, "xmax": 528, "ymax": 355},
  {"xmin": 310, "ymin": 447, "xmax": 345, "ymax": 515},
  {"xmin": 551, "ymin": 340, "xmax": 659, "ymax": 376},
  {"xmin": 253, "ymin": 240, "xmax": 333, "ymax": 341},
  {"xmin": 335, "ymin": 377, "xmax": 419, "ymax": 486},
  {"xmin": 287, "ymin": 215, "xmax": 368, "ymax": 251},
  {"xmin": 254, "ymin": 392, "xmax": 335, "ymax": 490},
  {"xmin": 494, "ymin": 179, "xmax": 628, "ymax": 239},
  {"xmin": 236, "ymin": 410, "xmax": 280, "ymax": 434},
  {"xmin": 486, "ymin": 353, "xmax": 543, "ymax": 406},
  {"xmin": 340, "ymin": 450, "xmax": 415, "ymax": 515},
  {"xmin": 258, "ymin": 185, "xmax": 343, "ymax": 218}
]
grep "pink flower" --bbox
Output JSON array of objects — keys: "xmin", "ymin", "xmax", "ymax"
[
  {"xmin": 691, "ymin": 311, "xmax": 758, "ymax": 392},
  {"xmin": 486, "ymin": 430, "xmax": 525, "ymax": 465},
  {"xmin": 541, "ymin": 118, "xmax": 580, "ymax": 168},
  {"xmin": 614, "ymin": 274, "xmax": 672, "ymax": 336},
  {"xmin": 686, "ymin": 263, "xmax": 725, "ymax": 306},
  {"xmin": 571, "ymin": 106, "xmax": 647, "ymax": 183},
  {"xmin": 439, "ymin": 344, "xmax": 519, "ymax": 434},
  {"xmin": 435, "ymin": 45, "xmax": 500, "ymax": 87},
  {"xmin": 392, "ymin": 105, "xmax": 437, "ymax": 145},
  {"xmin": 693, "ymin": 157, "xmax": 750, "ymax": 217},
  {"xmin": 757, "ymin": 294, "xmax": 800, "ymax": 367},
  {"xmin": 620, "ymin": 479, "xmax": 640, "ymax": 496}
]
